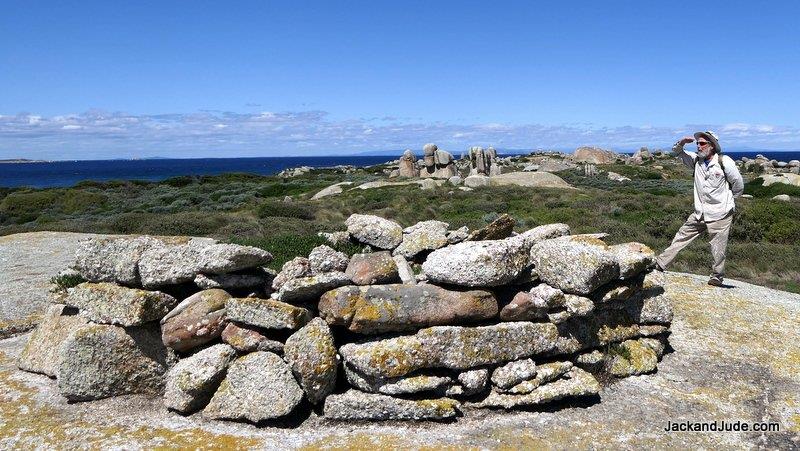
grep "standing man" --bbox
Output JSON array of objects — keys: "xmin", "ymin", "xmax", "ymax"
[{"xmin": 655, "ymin": 131, "xmax": 744, "ymax": 286}]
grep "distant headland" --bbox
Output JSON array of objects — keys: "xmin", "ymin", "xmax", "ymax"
[{"xmin": 0, "ymin": 159, "xmax": 49, "ymax": 164}]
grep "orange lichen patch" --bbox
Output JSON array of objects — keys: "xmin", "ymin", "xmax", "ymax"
[
  {"xmin": 0, "ymin": 350, "xmax": 262, "ymax": 449},
  {"xmin": 300, "ymin": 433, "xmax": 468, "ymax": 451}
]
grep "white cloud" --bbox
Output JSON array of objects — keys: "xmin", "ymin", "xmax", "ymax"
[{"xmin": 1, "ymin": 110, "xmax": 799, "ymax": 160}]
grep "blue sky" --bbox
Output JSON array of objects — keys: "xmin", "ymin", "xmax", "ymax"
[{"xmin": 1, "ymin": 1, "xmax": 799, "ymax": 160}]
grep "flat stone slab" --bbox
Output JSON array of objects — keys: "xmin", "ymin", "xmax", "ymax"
[
  {"xmin": 225, "ymin": 297, "xmax": 311, "ymax": 330},
  {"xmin": 0, "ymin": 232, "xmax": 107, "ymax": 338},
  {"xmin": 323, "ymin": 390, "xmax": 460, "ymax": 421},
  {"xmin": 65, "ymin": 282, "xmax": 177, "ymax": 327}
]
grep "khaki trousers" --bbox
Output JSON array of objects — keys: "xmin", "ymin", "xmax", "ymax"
[{"xmin": 655, "ymin": 211, "xmax": 733, "ymax": 279}]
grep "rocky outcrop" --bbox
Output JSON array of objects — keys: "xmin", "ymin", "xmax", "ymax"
[
  {"xmin": 16, "ymin": 304, "xmax": 89, "ymax": 377},
  {"xmin": 572, "ymin": 147, "xmax": 619, "ymax": 165},
  {"xmin": 419, "ymin": 143, "xmax": 457, "ymax": 179},
  {"xmin": 398, "ymin": 149, "xmax": 420, "ymax": 177}
]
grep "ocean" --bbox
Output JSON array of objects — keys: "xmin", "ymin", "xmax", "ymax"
[{"xmin": 1, "ymin": 151, "xmax": 799, "ymax": 189}]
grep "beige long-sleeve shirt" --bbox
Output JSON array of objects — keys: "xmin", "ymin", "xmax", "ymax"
[{"xmin": 673, "ymin": 142, "xmax": 744, "ymax": 222}]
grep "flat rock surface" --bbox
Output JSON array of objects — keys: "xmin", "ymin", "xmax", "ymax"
[
  {"xmin": 0, "ymin": 232, "xmax": 107, "ymax": 337},
  {"xmin": 1, "ymin": 272, "xmax": 799, "ymax": 448}
]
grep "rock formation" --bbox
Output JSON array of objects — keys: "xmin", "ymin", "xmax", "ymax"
[
  {"xmin": 469, "ymin": 146, "xmax": 501, "ymax": 176},
  {"xmin": 572, "ymin": 146, "xmax": 620, "ymax": 165},
  {"xmin": 18, "ymin": 213, "xmax": 672, "ymax": 424},
  {"xmin": 398, "ymin": 149, "xmax": 419, "ymax": 177},
  {"xmin": 420, "ymin": 143, "xmax": 457, "ymax": 179}
]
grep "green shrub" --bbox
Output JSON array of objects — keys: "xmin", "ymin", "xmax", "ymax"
[
  {"xmin": 744, "ymin": 178, "xmax": 800, "ymax": 198},
  {"xmin": 161, "ymin": 176, "xmax": 197, "ymax": 187},
  {"xmin": 0, "ymin": 190, "xmax": 60, "ymax": 223},
  {"xmin": 256, "ymin": 200, "xmax": 315, "ymax": 220},
  {"xmin": 765, "ymin": 220, "xmax": 800, "ymax": 244},
  {"xmin": 61, "ymin": 190, "xmax": 107, "ymax": 214},
  {"xmin": 50, "ymin": 273, "xmax": 86, "ymax": 291}
]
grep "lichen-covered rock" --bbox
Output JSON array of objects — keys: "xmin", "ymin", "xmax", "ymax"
[
  {"xmin": 345, "ymin": 214, "xmax": 403, "ymax": 250},
  {"xmin": 515, "ymin": 223, "xmax": 571, "ymax": 248},
  {"xmin": 451, "ymin": 368, "xmax": 489, "ymax": 397},
  {"xmin": 574, "ymin": 350, "xmax": 605, "ymax": 373},
  {"xmin": 551, "ymin": 308, "xmax": 669, "ymax": 356},
  {"xmin": 498, "ymin": 361, "xmax": 574, "ymax": 394},
  {"xmin": 220, "ymin": 322, "xmax": 283, "ymax": 353},
  {"xmin": 422, "ymin": 237, "xmax": 531, "ymax": 287},
  {"xmin": 160, "ymin": 289, "xmax": 231, "ymax": 352},
  {"xmin": 308, "ymin": 245, "xmax": 349, "ymax": 274},
  {"xmin": 283, "ymin": 318, "xmax": 338, "ymax": 404},
  {"xmin": 138, "ymin": 239, "xmax": 273, "ymax": 288},
  {"xmin": 164, "ymin": 344, "xmax": 236, "ymax": 413},
  {"xmin": 466, "ymin": 213, "xmax": 515, "ymax": 241},
  {"xmin": 323, "ymin": 390, "xmax": 460, "ymax": 421},
  {"xmin": 65, "ymin": 282, "xmax": 178, "ymax": 327},
  {"xmin": 591, "ymin": 276, "xmax": 644, "ymax": 303},
  {"xmin": 345, "ymin": 252, "xmax": 400, "ymax": 285},
  {"xmin": 17, "ymin": 304, "xmax": 89, "ymax": 377},
  {"xmin": 393, "ymin": 221, "xmax": 449, "ymax": 259},
  {"xmin": 608, "ymin": 242, "xmax": 656, "ymax": 279},
  {"xmin": 319, "ymin": 284, "xmax": 498, "ymax": 334},
  {"xmin": 392, "ymin": 255, "xmax": 416, "ymax": 285},
  {"xmin": 225, "ymin": 297, "xmax": 311, "ymax": 330},
  {"xmin": 446, "ymin": 226, "xmax": 470, "ymax": 244},
  {"xmin": 58, "ymin": 323, "xmax": 172, "ymax": 401},
  {"xmin": 194, "ymin": 271, "xmax": 271, "ymax": 291},
  {"xmin": 499, "ymin": 284, "xmax": 564, "ymax": 321},
  {"xmin": 344, "ymin": 364, "xmax": 453, "ymax": 395},
  {"xmin": 339, "ymin": 322, "xmax": 558, "ymax": 379},
  {"xmin": 271, "ymin": 257, "xmax": 311, "ymax": 291},
  {"xmin": 604, "ymin": 289, "xmax": 673, "ymax": 325},
  {"xmin": 273, "ymin": 271, "xmax": 351, "ymax": 303},
  {"xmin": 530, "ymin": 237, "xmax": 620, "ymax": 295},
  {"xmin": 475, "ymin": 367, "xmax": 599, "ymax": 409},
  {"xmin": 607, "ymin": 339, "xmax": 659, "ymax": 377},
  {"xmin": 203, "ymin": 352, "xmax": 304, "ymax": 422},
  {"xmin": 491, "ymin": 358, "xmax": 538, "ymax": 389},
  {"xmin": 72, "ymin": 236, "xmax": 156, "ymax": 285}
]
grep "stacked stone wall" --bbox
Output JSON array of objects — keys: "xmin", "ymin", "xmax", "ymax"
[{"xmin": 18, "ymin": 214, "xmax": 672, "ymax": 423}]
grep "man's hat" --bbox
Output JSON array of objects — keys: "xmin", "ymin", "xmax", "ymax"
[{"xmin": 694, "ymin": 130, "xmax": 722, "ymax": 153}]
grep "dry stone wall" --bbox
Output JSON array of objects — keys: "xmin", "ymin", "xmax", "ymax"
[{"xmin": 17, "ymin": 215, "xmax": 672, "ymax": 423}]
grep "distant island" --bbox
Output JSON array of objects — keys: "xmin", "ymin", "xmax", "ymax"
[{"xmin": 0, "ymin": 159, "xmax": 49, "ymax": 164}]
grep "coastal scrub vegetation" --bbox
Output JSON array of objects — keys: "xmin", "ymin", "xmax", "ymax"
[{"xmin": 1, "ymin": 168, "xmax": 798, "ymax": 292}]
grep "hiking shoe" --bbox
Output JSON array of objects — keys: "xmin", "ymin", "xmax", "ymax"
[{"xmin": 707, "ymin": 277, "xmax": 723, "ymax": 287}]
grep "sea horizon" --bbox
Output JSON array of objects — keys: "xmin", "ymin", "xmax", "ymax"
[{"xmin": 1, "ymin": 150, "xmax": 798, "ymax": 189}]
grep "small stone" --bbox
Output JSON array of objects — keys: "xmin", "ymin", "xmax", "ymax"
[
  {"xmin": 323, "ymin": 390, "xmax": 460, "ymax": 421},
  {"xmin": 203, "ymin": 352, "xmax": 304, "ymax": 422},
  {"xmin": 274, "ymin": 272, "xmax": 351, "ymax": 303},
  {"xmin": 283, "ymin": 318, "xmax": 339, "ymax": 404},
  {"xmin": 161, "ymin": 289, "xmax": 231, "ymax": 352},
  {"xmin": 392, "ymin": 255, "xmax": 416, "ymax": 285},
  {"xmin": 475, "ymin": 367, "xmax": 599, "ymax": 409},
  {"xmin": 308, "ymin": 245, "xmax": 349, "ymax": 274},
  {"xmin": 608, "ymin": 242, "xmax": 656, "ymax": 279},
  {"xmin": 344, "ymin": 363, "xmax": 453, "ymax": 395},
  {"xmin": 497, "ymin": 361, "xmax": 574, "ymax": 394},
  {"xmin": 345, "ymin": 214, "xmax": 403, "ymax": 250},
  {"xmin": 345, "ymin": 251, "xmax": 400, "ymax": 285},
  {"xmin": 574, "ymin": 350, "xmax": 605, "ymax": 373},
  {"xmin": 446, "ymin": 226, "xmax": 470, "ymax": 244},
  {"xmin": 221, "ymin": 322, "xmax": 284, "ymax": 353},
  {"xmin": 607, "ymin": 339, "xmax": 659, "ymax": 377},
  {"xmin": 194, "ymin": 271, "xmax": 271, "ymax": 291},
  {"xmin": 467, "ymin": 213, "xmax": 516, "ymax": 241},
  {"xmin": 164, "ymin": 344, "xmax": 236, "ymax": 413},
  {"xmin": 491, "ymin": 359, "xmax": 538, "ymax": 389},
  {"xmin": 65, "ymin": 282, "xmax": 178, "ymax": 327},
  {"xmin": 393, "ymin": 221, "xmax": 450, "ymax": 259},
  {"xmin": 455, "ymin": 368, "xmax": 490, "ymax": 396},
  {"xmin": 271, "ymin": 257, "xmax": 311, "ymax": 291},
  {"xmin": 225, "ymin": 297, "xmax": 311, "ymax": 330}
]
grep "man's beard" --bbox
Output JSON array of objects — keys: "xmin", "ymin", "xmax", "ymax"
[{"xmin": 697, "ymin": 149, "xmax": 710, "ymax": 159}]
